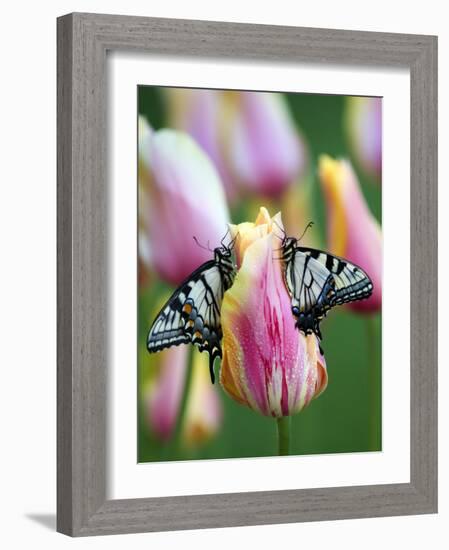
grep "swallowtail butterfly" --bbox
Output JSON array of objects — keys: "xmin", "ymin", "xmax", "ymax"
[
  {"xmin": 281, "ymin": 231, "xmax": 373, "ymax": 341},
  {"xmin": 147, "ymin": 243, "xmax": 236, "ymax": 384}
]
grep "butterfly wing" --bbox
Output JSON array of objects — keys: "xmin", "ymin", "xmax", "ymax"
[
  {"xmin": 284, "ymin": 250, "xmax": 336, "ymax": 338},
  {"xmin": 284, "ymin": 246, "xmax": 373, "ymax": 338},
  {"xmin": 147, "ymin": 261, "xmax": 229, "ymax": 383},
  {"xmin": 297, "ymin": 247, "xmax": 373, "ymax": 306}
]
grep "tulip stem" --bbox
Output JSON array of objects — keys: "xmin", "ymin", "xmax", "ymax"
[
  {"xmin": 366, "ymin": 315, "xmax": 381, "ymax": 451},
  {"xmin": 276, "ymin": 416, "xmax": 291, "ymax": 456},
  {"xmin": 173, "ymin": 347, "xmax": 195, "ymax": 457}
]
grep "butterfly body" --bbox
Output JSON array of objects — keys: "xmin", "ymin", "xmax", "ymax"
[
  {"xmin": 147, "ymin": 245, "xmax": 236, "ymax": 383},
  {"xmin": 281, "ymin": 236, "xmax": 373, "ymax": 341}
]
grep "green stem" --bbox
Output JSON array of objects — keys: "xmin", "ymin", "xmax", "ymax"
[
  {"xmin": 366, "ymin": 315, "xmax": 381, "ymax": 451},
  {"xmin": 172, "ymin": 347, "xmax": 195, "ymax": 457},
  {"xmin": 276, "ymin": 416, "xmax": 291, "ymax": 456}
]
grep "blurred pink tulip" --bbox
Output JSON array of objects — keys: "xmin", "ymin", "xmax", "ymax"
[
  {"xmin": 182, "ymin": 350, "xmax": 222, "ymax": 446},
  {"xmin": 138, "ymin": 127, "xmax": 230, "ymax": 286},
  {"xmin": 145, "ymin": 345, "xmax": 188, "ymax": 442},
  {"xmin": 345, "ymin": 97, "xmax": 382, "ymax": 181},
  {"xmin": 220, "ymin": 207, "xmax": 327, "ymax": 417},
  {"xmin": 167, "ymin": 89, "xmax": 306, "ymax": 199},
  {"xmin": 318, "ymin": 155, "xmax": 382, "ymax": 312},
  {"xmin": 166, "ymin": 89, "xmax": 238, "ymax": 202},
  {"xmin": 229, "ymin": 92, "xmax": 306, "ymax": 197},
  {"xmin": 138, "ymin": 116, "xmax": 154, "ymax": 282}
]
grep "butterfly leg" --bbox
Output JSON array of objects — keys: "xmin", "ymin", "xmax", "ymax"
[{"xmin": 208, "ymin": 353, "xmax": 216, "ymax": 384}]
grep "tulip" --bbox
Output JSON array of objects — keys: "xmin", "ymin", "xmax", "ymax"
[
  {"xmin": 166, "ymin": 89, "xmax": 238, "ymax": 202},
  {"xmin": 345, "ymin": 97, "xmax": 382, "ymax": 181},
  {"xmin": 229, "ymin": 92, "xmax": 306, "ymax": 197},
  {"xmin": 166, "ymin": 89, "xmax": 306, "ymax": 199},
  {"xmin": 219, "ymin": 207, "xmax": 327, "ymax": 418},
  {"xmin": 145, "ymin": 344, "xmax": 188, "ymax": 442},
  {"xmin": 182, "ymin": 350, "xmax": 222, "ymax": 447},
  {"xmin": 138, "ymin": 127, "xmax": 230, "ymax": 286},
  {"xmin": 138, "ymin": 116, "xmax": 154, "ymax": 286},
  {"xmin": 318, "ymin": 155, "xmax": 382, "ymax": 312}
]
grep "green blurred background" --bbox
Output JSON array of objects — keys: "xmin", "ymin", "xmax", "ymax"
[{"xmin": 138, "ymin": 87, "xmax": 381, "ymax": 462}]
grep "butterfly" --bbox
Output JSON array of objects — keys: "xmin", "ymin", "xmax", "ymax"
[
  {"xmin": 147, "ymin": 241, "xmax": 236, "ymax": 384},
  {"xmin": 280, "ymin": 226, "xmax": 373, "ymax": 341}
]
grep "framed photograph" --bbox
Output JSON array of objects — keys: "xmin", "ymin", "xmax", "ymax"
[{"xmin": 57, "ymin": 13, "xmax": 437, "ymax": 536}]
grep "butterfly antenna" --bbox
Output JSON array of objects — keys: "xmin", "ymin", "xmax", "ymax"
[
  {"xmin": 193, "ymin": 236, "xmax": 213, "ymax": 252},
  {"xmin": 220, "ymin": 227, "xmax": 230, "ymax": 247},
  {"xmin": 298, "ymin": 221, "xmax": 314, "ymax": 242},
  {"xmin": 224, "ymin": 229, "xmax": 239, "ymax": 251},
  {"xmin": 272, "ymin": 219, "xmax": 286, "ymax": 242}
]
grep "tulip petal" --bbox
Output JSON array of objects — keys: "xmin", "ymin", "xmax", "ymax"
[
  {"xmin": 229, "ymin": 93, "xmax": 305, "ymax": 197},
  {"xmin": 345, "ymin": 97, "xmax": 382, "ymax": 180},
  {"xmin": 319, "ymin": 156, "xmax": 382, "ymax": 312},
  {"xmin": 140, "ymin": 129, "xmax": 230, "ymax": 285},
  {"xmin": 166, "ymin": 89, "xmax": 239, "ymax": 202},
  {"xmin": 145, "ymin": 345, "xmax": 188, "ymax": 442}
]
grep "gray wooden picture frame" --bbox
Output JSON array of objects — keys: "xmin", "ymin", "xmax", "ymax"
[{"xmin": 57, "ymin": 12, "xmax": 438, "ymax": 537}]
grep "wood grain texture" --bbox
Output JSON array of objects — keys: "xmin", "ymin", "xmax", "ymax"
[
  {"xmin": 57, "ymin": 13, "xmax": 74, "ymax": 536},
  {"xmin": 409, "ymin": 36, "xmax": 438, "ymax": 509},
  {"xmin": 57, "ymin": 12, "xmax": 438, "ymax": 536}
]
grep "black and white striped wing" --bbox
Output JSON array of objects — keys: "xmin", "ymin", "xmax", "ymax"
[
  {"xmin": 284, "ymin": 251, "xmax": 336, "ymax": 337},
  {"xmin": 147, "ymin": 262, "xmax": 227, "ymax": 383},
  {"xmin": 284, "ymin": 246, "xmax": 373, "ymax": 338},
  {"xmin": 296, "ymin": 247, "xmax": 373, "ymax": 306}
]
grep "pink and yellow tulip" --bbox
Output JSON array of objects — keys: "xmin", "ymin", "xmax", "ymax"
[
  {"xmin": 318, "ymin": 155, "xmax": 382, "ymax": 312},
  {"xmin": 219, "ymin": 207, "xmax": 327, "ymax": 417}
]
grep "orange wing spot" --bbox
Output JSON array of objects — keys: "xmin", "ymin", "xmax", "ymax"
[
  {"xmin": 186, "ymin": 320, "xmax": 195, "ymax": 328},
  {"xmin": 183, "ymin": 303, "xmax": 193, "ymax": 314},
  {"xmin": 194, "ymin": 331, "xmax": 202, "ymax": 340}
]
